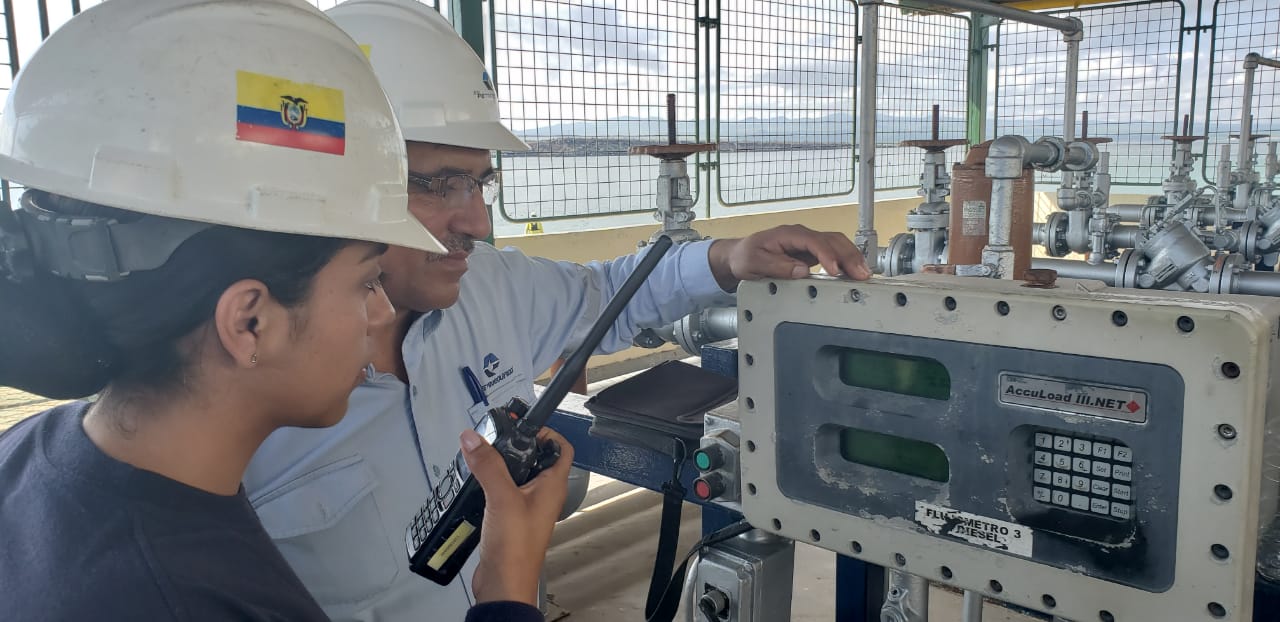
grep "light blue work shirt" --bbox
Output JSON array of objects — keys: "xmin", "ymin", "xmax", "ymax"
[{"xmin": 244, "ymin": 240, "xmax": 736, "ymax": 622}]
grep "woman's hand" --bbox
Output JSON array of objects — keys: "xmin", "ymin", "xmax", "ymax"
[{"xmin": 462, "ymin": 427, "xmax": 575, "ymax": 606}]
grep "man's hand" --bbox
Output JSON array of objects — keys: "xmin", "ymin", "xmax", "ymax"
[
  {"xmin": 465, "ymin": 427, "xmax": 575, "ymax": 606},
  {"xmin": 708, "ymin": 224, "xmax": 872, "ymax": 292}
]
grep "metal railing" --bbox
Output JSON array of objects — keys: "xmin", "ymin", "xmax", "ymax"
[
  {"xmin": 874, "ymin": 6, "xmax": 970, "ymax": 191},
  {"xmin": 714, "ymin": 0, "xmax": 858, "ymax": 206},
  {"xmin": 1202, "ymin": 0, "xmax": 1280, "ymax": 184},
  {"xmin": 490, "ymin": 0, "xmax": 701, "ymax": 222}
]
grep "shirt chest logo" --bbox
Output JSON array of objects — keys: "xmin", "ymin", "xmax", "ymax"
[{"xmin": 480, "ymin": 352, "xmax": 515, "ymax": 391}]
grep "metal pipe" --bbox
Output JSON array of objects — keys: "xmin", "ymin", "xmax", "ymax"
[
  {"xmin": 1032, "ymin": 257, "xmax": 1117, "ymax": 285},
  {"xmin": 1219, "ymin": 144, "xmax": 1234, "ymax": 191},
  {"xmin": 1107, "ymin": 224, "xmax": 1143, "ymax": 249},
  {"xmin": 1109, "ymin": 204, "xmax": 1146, "ymax": 222},
  {"xmin": 1234, "ymin": 271, "xmax": 1280, "ymax": 297},
  {"xmin": 989, "ymin": 179, "xmax": 1014, "ymax": 248},
  {"xmin": 1063, "ymin": 31, "xmax": 1081, "ymax": 145},
  {"xmin": 984, "ymin": 135, "xmax": 1033, "ymax": 279},
  {"xmin": 682, "ymin": 552, "xmax": 700, "ymax": 622},
  {"xmin": 856, "ymin": 2, "xmax": 879, "ymax": 273},
  {"xmin": 902, "ymin": 573, "xmax": 929, "ymax": 622},
  {"xmin": 1237, "ymin": 55, "xmax": 1280, "ymax": 212},
  {"xmin": 881, "ymin": 570, "xmax": 929, "ymax": 622},
  {"xmin": 1036, "ymin": 256, "xmax": 1280, "ymax": 296},
  {"xmin": 666, "ymin": 93, "xmax": 677, "ymax": 145},
  {"xmin": 925, "ymin": 0, "xmax": 1079, "ymax": 35},
  {"xmin": 1239, "ymin": 55, "xmax": 1259, "ymax": 188},
  {"xmin": 1066, "ymin": 209, "xmax": 1090, "ymax": 253},
  {"xmin": 961, "ymin": 590, "xmax": 984, "ymax": 622},
  {"xmin": 1032, "ymin": 222, "xmax": 1047, "ymax": 246}
]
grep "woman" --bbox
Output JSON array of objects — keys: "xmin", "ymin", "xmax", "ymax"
[{"xmin": 0, "ymin": 1, "xmax": 569, "ymax": 620}]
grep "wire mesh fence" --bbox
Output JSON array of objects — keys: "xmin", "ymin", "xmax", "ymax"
[
  {"xmin": 715, "ymin": 0, "xmax": 858, "ymax": 206},
  {"xmin": 8, "ymin": 1, "xmax": 1280, "ymax": 224},
  {"xmin": 874, "ymin": 6, "xmax": 969, "ymax": 191},
  {"xmin": 995, "ymin": 0, "xmax": 1185, "ymax": 187},
  {"xmin": 491, "ymin": 0, "xmax": 700, "ymax": 221},
  {"xmin": 1203, "ymin": 0, "xmax": 1280, "ymax": 184}
]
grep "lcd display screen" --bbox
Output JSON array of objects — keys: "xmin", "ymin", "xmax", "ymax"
[
  {"xmin": 837, "ymin": 347, "xmax": 951, "ymax": 400},
  {"xmin": 838, "ymin": 427, "xmax": 950, "ymax": 482}
]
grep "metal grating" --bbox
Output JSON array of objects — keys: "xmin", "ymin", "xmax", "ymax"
[
  {"xmin": 491, "ymin": 0, "xmax": 700, "ymax": 221},
  {"xmin": 874, "ymin": 7, "xmax": 969, "ymax": 191},
  {"xmin": 715, "ymin": 0, "xmax": 858, "ymax": 206},
  {"xmin": 996, "ymin": 1, "xmax": 1185, "ymax": 186},
  {"xmin": 1203, "ymin": 0, "xmax": 1280, "ymax": 184}
]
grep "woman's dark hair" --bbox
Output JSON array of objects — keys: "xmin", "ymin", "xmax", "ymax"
[{"xmin": 0, "ymin": 190, "xmax": 350, "ymax": 399}]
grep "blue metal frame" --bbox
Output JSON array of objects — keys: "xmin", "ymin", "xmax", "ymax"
[
  {"xmin": 551, "ymin": 408, "xmax": 708, "ymax": 505},
  {"xmin": 1257, "ymin": 575, "xmax": 1280, "ymax": 618}
]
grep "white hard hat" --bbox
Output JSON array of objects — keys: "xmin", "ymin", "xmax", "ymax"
[
  {"xmin": 326, "ymin": 0, "xmax": 530, "ymax": 152},
  {"xmin": 0, "ymin": 0, "xmax": 445, "ymax": 254}
]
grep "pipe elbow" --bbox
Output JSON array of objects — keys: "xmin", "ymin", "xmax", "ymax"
[
  {"xmin": 1061, "ymin": 17, "xmax": 1084, "ymax": 42},
  {"xmin": 986, "ymin": 135, "xmax": 1029, "ymax": 179},
  {"xmin": 1245, "ymin": 52, "xmax": 1261, "ymax": 69},
  {"xmin": 989, "ymin": 135, "xmax": 1028, "ymax": 159}
]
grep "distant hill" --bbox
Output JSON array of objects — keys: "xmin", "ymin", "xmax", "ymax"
[{"xmin": 506, "ymin": 111, "xmax": 1169, "ymax": 155}]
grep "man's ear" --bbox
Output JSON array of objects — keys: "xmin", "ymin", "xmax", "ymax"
[{"xmin": 212, "ymin": 279, "xmax": 272, "ymax": 368}]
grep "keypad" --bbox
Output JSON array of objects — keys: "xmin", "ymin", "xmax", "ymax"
[
  {"xmin": 1030, "ymin": 430, "xmax": 1133, "ymax": 521},
  {"xmin": 405, "ymin": 463, "xmax": 466, "ymax": 554}
]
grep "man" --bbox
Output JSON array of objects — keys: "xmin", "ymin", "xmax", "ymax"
[{"xmin": 243, "ymin": 1, "xmax": 871, "ymax": 620}]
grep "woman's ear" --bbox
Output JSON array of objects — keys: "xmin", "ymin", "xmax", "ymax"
[{"xmin": 212, "ymin": 279, "xmax": 272, "ymax": 368}]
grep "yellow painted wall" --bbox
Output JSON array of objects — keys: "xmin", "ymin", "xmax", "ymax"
[{"xmin": 497, "ymin": 198, "xmax": 921, "ymax": 265}]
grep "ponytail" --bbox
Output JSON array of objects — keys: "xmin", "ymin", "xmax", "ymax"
[
  {"xmin": 0, "ymin": 191, "xmax": 348, "ymax": 399},
  {"xmin": 0, "ymin": 203, "xmax": 116, "ymax": 397}
]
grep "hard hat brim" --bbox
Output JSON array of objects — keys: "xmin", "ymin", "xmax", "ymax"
[
  {"xmin": 403, "ymin": 122, "xmax": 531, "ymax": 152},
  {"xmin": 0, "ymin": 153, "xmax": 448, "ymax": 255}
]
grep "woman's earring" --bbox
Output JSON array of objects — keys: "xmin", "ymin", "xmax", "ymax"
[{"xmin": 250, "ymin": 353, "xmax": 258, "ymax": 367}]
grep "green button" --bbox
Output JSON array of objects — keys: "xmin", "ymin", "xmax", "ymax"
[{"xmin": 694, "ymin": 451, "xmax": 712, "ymax": 470}]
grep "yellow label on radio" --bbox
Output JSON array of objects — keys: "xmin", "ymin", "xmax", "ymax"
[{"xmin": 427, "ymin": 520, "xmax": 477, "ymax": 570}]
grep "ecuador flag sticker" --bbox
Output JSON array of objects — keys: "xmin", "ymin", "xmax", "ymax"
[{"xmin": 235, "ymin": 70, "xmax": 346, "ymax": 155}]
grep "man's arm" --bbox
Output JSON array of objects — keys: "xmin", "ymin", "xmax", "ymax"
[
  {"xmin": 706, "ymin": 224, "xmax": 872, "ymax": 292},
  {"xmin": 500, "ymin": 225, "xmax": 869, "ymax": 374},
  {"xmin": 502, "ymin": 238, "xmax": 731, "ymax": 374}
]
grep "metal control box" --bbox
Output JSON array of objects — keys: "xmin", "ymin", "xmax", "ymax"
[{"xmin": 736, "ymin": 275, "xmax": 1280, "ymax": 621}]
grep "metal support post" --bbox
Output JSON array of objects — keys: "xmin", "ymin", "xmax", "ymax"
[
  {"xmin": 856, "ymin": 1, "xmax": 880, "ymax": 273},
  {"xmin": 966, "ymin": 15, "xmax": 995, "ymax": 146},
  {"xmin": 961, "ymin": 590, "xmax": 984, "ymax": 622}
]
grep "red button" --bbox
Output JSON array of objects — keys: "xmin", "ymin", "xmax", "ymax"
[{"xmin": 694, "ymin": 479, "xmax": 712, "ymax": 499}]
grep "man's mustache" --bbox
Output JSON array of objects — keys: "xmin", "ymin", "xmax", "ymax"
[{"xmin": 425, "ymin": 235, "xmax": 475, "ymax": 261}]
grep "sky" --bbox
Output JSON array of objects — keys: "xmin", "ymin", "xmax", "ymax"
[{"xmin": 6, "ymin": 0, "xmax": 1278, "ymax": 189}]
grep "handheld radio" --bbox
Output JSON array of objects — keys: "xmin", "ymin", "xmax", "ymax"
[{"xmin": 406, "ymin": 235, "xmax": 676, "ymax": 585}]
